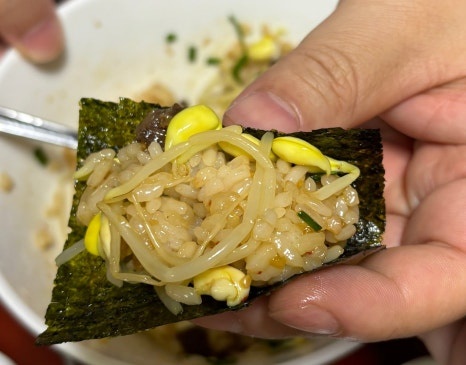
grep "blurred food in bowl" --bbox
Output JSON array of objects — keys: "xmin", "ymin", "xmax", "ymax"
[{"xmin": 135, "ymin": 16, "xmax": 293, "ymax": 115}]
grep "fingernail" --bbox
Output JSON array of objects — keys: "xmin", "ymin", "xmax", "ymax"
[
  {"xmin": 224, "ymin": 91, "xmax": 300, "ymax": 132},
  {"xmin": 16, "ymin": 16, "xmax": 64, "ymax": 63},
  {"xmin": 271, "ymin": 304, "xmax": 341, "ymax": 336}
]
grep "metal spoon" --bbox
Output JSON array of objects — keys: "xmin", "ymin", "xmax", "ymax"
[{"xmin": 0, "ymin": 105, "xmax": 78, "ymax": 149}]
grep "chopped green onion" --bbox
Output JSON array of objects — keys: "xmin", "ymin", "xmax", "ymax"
[
  {"xmin": 34, "ymin": 146, "xmax": 49, "ymax": 166},
  {"xmin": 232, "ymin": 54, "xmax": 249, "ymax": 83},
  {"xmin": 206, "ymin": 57, "xmax": 221, "ymax": 65},
  {"xmin": 228, "ymin": 15, "xmax": 249, "ymax": 84},
  {"xmin": 165, "ymin": 33, "xmax": 177, "ymax": 43},
  {"xmin": 228, "ymin": 15, "xmax": 246, "ymax": 49},
  {"xmin": 188, "ymin": 46, "xmax": 197, "ymax": 62},
  {"xmin": 297, "ymin": 210, "xmax": 322, "ymax": 231},
  {"xmin": 309, "ymin": 173, "xmax": 323, "ymax": 182}
]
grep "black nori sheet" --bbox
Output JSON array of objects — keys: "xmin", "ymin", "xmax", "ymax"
[{"xmin": 37, "ymin": 98, "xmax": 385, "ymax": 345}]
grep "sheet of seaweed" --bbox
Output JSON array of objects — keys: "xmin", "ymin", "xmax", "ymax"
[{"xmin": 37, "ymin": 98, "xmax": 385, "ymax": 345}]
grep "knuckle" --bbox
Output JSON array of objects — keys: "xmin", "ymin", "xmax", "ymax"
[{"xmin": 293, "ymin": 43, "xmax": 361, "ymax": 122}]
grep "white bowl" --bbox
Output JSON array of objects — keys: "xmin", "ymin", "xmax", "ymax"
[{"xmin": 0, "ymin": 0, "xmax": 361, "ymax": 364}]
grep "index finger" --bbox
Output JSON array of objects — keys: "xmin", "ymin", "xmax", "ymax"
[{"xmin": 0, "ymin": 0, "xmax": 63, "ymax": 63}]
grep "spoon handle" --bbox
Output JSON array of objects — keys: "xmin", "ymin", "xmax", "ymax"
[{"xmin": 0, "ymin": 106, "xmax": 77, "ymax": 149}]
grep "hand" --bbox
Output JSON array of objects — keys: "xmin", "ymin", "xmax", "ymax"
[
  {"xmin": 0, "ymin": 0, "xmax": 63, "ymax": 63},
  {"xmin": 197, "ymin": 1, "xmax": 466, "ymax": 364}
]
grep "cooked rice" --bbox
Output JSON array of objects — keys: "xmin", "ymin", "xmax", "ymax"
[{"xmin": 75, "ymin": 131, "xmax": 359, "ymax": 309}]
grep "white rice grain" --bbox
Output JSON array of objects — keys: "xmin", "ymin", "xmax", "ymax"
[
  {"xmin": 335, "ymin": 223, "xmax": 356, "ymax": 241},
  {"xmin": 323, "ymin": 245, "xmax": 344, "ymax": 263},
  {"xmin": 77, "ymin": 137, "xmax": 361, "ymax": 305}
]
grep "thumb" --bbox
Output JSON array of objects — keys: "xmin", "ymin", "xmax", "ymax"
[
  {"xmin": 0, "ymin": 0, "xmax": 63, "ymax": 63},
  {"xmin": 224, "ymin": 0, "xmax": 466, "ymax": 132}
]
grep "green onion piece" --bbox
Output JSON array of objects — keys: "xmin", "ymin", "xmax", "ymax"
[
  {"xmin": 297, "ymin": 211, "xmax": 322, "ymax": 231},
  {"xmin": 34, "ymin": 146, "xmax": 49, "ymax": 166},
  {"xmin": 310, "ymin": 173, "xmax": 323, "ymax": 182},
  {"xmin": 165, "ymin": 33, "xmax": 177, "ymax": 43},
  {"xmin": 232, "ymin": 54, "xmax": 249, "ymax": 84},
  {"xmin": 228, "ymin": 15, "xmax": 246, "ymax": 49},
  {"xmin": 228, "ymin": 15, "xmax": 249, "ymax": 84},
  {"xmin": 188, "ymin": 46, "xmax": 197, "ymax": 62},
  {"xmin": 206, "ymin": 57, "xmax": 221, "ymax": 65}
]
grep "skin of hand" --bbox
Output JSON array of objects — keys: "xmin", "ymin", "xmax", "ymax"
[
  {"xmin": 195, "ymin": 1, "xmax": 466, "ymax": 364},
  {"xmin": 0, "ymin": 0, "xmax": 63, "ymax": 63}
]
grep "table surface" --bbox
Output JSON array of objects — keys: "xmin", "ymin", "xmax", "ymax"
[{"xmin": 0, "ymin": 303, "xmax": 430, "ymax": 365}]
